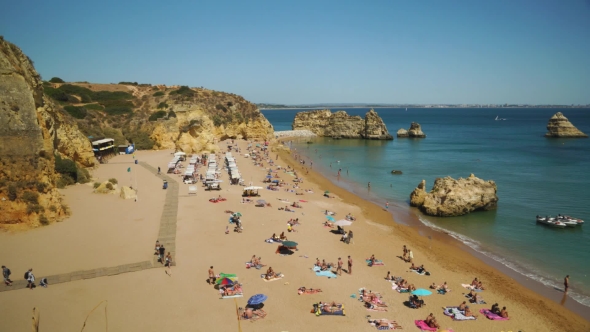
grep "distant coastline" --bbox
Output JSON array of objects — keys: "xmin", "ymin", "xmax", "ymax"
[{"xmin": 259, "ymin": 105, "xmax": 590, "ymax": 110}]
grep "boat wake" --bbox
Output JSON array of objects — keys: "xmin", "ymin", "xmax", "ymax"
[{"xmin": 417, "ymin": 216, "xmax": 590, "ymax": 308}]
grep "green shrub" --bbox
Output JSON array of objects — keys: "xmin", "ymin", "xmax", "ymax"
[
  {"xmin": 49, "ymin": 205, "xmax": 57, "ymax": 212},
  {"xmin": 157, "ymin": 102, "xmax": 168, "ymax": 109},
  {"xmin": 55, "ymin": 154, "xmax": 77, "ymax": 180},
  {"xmin": 153, "ymin": 91, "xmax": 165, "ymax": 97},
  {"xmin": 148, "ymin": 110, "xmax": 167, "ymax": 121},
  {"xmin": 39, "ymin": 214, "xmax": 49, "ymax": 225},
  {"xmin": 106, "ymin": 182, "xmax": 114, "ymax": 190},
  {"xmin": 35, "ymin": 181, "xmax": 48, "ymax": 193},
  {"xmin": 26, "ymin": 203, "xmax": 44, "ymax": 214},
  {"xmin": 63, "ymin": 105, "xmax": 88, "ymax": 119},
  {"xmin": 79, "ymin": 94, "xmax": 92, "ymax": 103},
  {"xmin": 83, "ymin": 103, "xmax": 104, "ymax": 110},
  {"xmin": 104, "ymin": 106, "xmax": 132, "ymax": 116},
  {"xmin": 168, "ymin": 110, "xmax": 176, "ymax": 118},
  {"xmin": 8, "ymin": 184, "xmax": 17, "ymax": 201},
  {"xmin": 175, "ymin": 86, "xmax": 194, "ymax": 96},
  {"xmin": 102, "ymin": 127, "xmax": 126, "ymax": 146},
  {"xmin": 127, "ymin": 131, "xmax": 155, "ymax": 150},
  {"xmin": 168, "ymin": 90, "xmax": 178, "ymax": 95},
  {"xmin": 76, "ymin": 168, "xmax": 91, "ymax": 184},
  {"xmin": 44, "ymin": 86, "xmax": 69, "ymax": 101},
  {"xmin": 49, "ymin": 77, "xmax": 65, "ymax": 83},
  {"xmin": 212, "ymin": 115, "xmax": 223, "ymax": 127},
  {"xmin": 22, "ymin": 191, "xmax": 39, "ymax": 204},
  {"xmin": 93, "ymin": 182, "xmax": 101, "ymax": 189},
  {"xmin": 56, "ymin": 175, "xmax": 75, "ymax": 188},
  {"xmin": 108, "ymin": 178, "xmax": 118, "ymax": 184},
  {"xmin": 118, "ymin": 81, "xmax": 138, "ymax": 85}
]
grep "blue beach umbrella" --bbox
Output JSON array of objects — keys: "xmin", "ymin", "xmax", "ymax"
[
  {"xmin": 411, "ymin": 289, "xmax": 432, "ymax": 296},
  {"xmin": 247, "ymin": 294, "xmax": 268, "ymax": 305},
  {"xmin": 325, "ymin": 215, "xmax": 335, "ymax": 222}
]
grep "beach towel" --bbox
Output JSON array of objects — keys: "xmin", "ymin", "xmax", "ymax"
[
  {"xmin": 480, "ymin": 309, "xmax": 509, "ymax": 320},
  {"xmin": 261, "ymin": 273, "xmax": 284, "ymax": 282},
  {"xmin": 313, "ymin": 266, "xmax": 338, "ymax": 278},
  {"xmin": 411, "ymin": 270, "xmax": 430, "ymax": 276},
  {"xmin": 245, "ymin": 262, "xmax": 265, "ymax": 269},
  {"xmin": 444, "ymin": 307, "xmax": 476, "ymax": 321},
  {"xmin": 414, "ymin": 320, "xmax": 437, "ymax": 331},
  {"xmin": 221, "ymin": 294, "xmax": 244, "ymax": 299},
  {"xmin": 369, "ymin": 320, "xmax": 397, "ymax": 330},
  {"xmin": 299, "ymin": 200, "xmax": 308, "ymax": 202},
  {"xmin": 462, "ymin": 284, "xmax": 482, "ymax": 292},
  {"xmin": 366, "ymin": 259, "xmax": 385, "ymax": 266},
  {"xmin": 265, "ymin": 238, "xmax": 282, "ymax": 243},
  {"xmin": 313, "ymin": 303, "xmax": 345, "ymax": 316}
]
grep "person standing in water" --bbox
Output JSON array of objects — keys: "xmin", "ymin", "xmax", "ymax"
[
  {"xmin": 564, "ymin": 275, "xmax": 569, "ymax": 293},
  {"xmin": 368, "ymin": 182, "xmax": 371, "ymax": 190}
]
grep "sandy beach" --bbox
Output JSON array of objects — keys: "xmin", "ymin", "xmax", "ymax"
[{"xmin": 0, "ymin": 139, "xmax": 588, "ymax": 332}]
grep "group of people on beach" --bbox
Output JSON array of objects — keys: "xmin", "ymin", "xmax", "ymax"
[
  {"xmin": 154, "ymin": 240, "xmax": 173, "ymax": 275},
  {"xmin": 2, "ymin": 265, "xmax": 48, "ymax": 289}
]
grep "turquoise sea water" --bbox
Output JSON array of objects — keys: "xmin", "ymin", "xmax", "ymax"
[{"xmin": 263, "ymin": 108, "xmax": 590, "ymax": 307}]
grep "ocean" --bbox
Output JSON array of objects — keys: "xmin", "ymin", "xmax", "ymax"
[{"xmin": 262, "ymin": 107, "xmax": 590, "ymax": 307}]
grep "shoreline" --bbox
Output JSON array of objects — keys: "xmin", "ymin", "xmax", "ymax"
[{"xmin": 275, "ymin": 138, "xmax": 590, "ymax": 331}]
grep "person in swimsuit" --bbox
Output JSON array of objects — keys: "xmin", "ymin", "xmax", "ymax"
[
  {"xmin": 208, "ymin": 266, "xmax": 215, "ymax": 284},
  {"xmin": 500, "ymin": 307, "xmax": 509, "ymax": 318}
]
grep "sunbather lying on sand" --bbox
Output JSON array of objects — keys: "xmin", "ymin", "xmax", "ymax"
[
  {"xmin": 287, "ymin": 218, "xmax": 300, "ymax": 226},
  {"xmin": 364, "ymin": 302, "xmax": 388, "ymax": 311},
  {"xmin": 324, "ymin": 210, "xmax": 335, "ymax": 216},
  {"xmin": 222, "ymin": 284, "xmax": 243, "ymax": 296},
  {"xmin": 465, "ymin": 306, "xmax": 478, "ymax": 318},
  {"xmin": 298, "ymin": 287, "xmax": 322, "ymax": 295},
  {"xmin": 318, "ymin": 302, "xmax": 342, "ymax": 313},
  {"xmin": 345, "ymin": 213, "xmax": 356, "ymax": 221},
  {"xmin": 323, "ymin": 221, "xmax": 334, "ymax": 228},
  {"xmin": 240, "ymin": 307, "xmax": 267, "ymax": 320},
  {"xmin": 367, "ymin": 318, "xmax": 402, "ymax": 329}
]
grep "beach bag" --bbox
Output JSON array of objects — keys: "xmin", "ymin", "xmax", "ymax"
[{"xmin": 24, "ymin": 271, "xmax": 29, "ymax": 280}]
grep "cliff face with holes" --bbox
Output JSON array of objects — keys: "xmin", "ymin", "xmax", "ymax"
[
  {"xmin": 0, "ymin": 37, "xmax": 93, "ymax": 229},
  {"xmin": 292, "ymin": 109, "xmax": 392, "ymax": 139}
]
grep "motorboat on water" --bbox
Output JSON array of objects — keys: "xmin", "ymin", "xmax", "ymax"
[
  {"xmin": 536, "ymin": 215, "xmax": 584, "ymax": 228},
  {"xmin": 536, "ymin": 216, "xmax": 567, "ymax": 228},
  {"xmin": 556, "ymin": 215, "xmax": 584, "ymax": 227}
]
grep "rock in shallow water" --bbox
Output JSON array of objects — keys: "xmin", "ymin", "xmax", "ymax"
[{"xmin": 410, "ymin": 174, "xmax": 498, "ymax": 217}]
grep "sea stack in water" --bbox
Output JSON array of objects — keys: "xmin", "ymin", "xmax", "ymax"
[
  {"xmin": 397, "ymin": 122, "xmax": 426, "ymax": 138},
  {"xmin": 292, "ymin": 109, "xmax": 393, "ymax": 140},
  {"xmin": 545, "ymin": 112, "xmax": 587, "ymax": 138},
  {"xmin": 410, "ymin": 174, "xmax": 498, "ymax": 217}
]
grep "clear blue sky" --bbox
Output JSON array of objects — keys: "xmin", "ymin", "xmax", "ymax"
[{"xmin": 2, "ymin": 0, "xmax": 590, "ymax": 105}]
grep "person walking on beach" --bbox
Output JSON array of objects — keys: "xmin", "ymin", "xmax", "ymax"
[
  {"xmin": 208, "ymin": 266, "xmax": 216, "ymax": 284},
  {"xmin": 337, "ymin": 258, "xmax": 343, "ymax": 276},
  {"xmin": 157, "ymin": 166, "xmax": 161, "ymax": 175},
  {"xmin": 348, "ymin": 256, "xmax": 353, "ymax": 275},
  {"xmin": 386, "ymin": 201, "xmax": 389, "ymax": 209},
  {"xmin": 158, "ymin": 244, "xmax": 166, "ymax": 264},
  {"xmin": 2, "ymin": 265, "xmax": 12, "ymax": 286},
  {"xmin": 25, "ymin": 268, "xmax": 35, "ymax": 289},
  {"xmin": 564, "ymin": 275, "xmax": 569, "ymax": 293},
  {"xmin": 165, "ymin": 252, "xmax": 173, "ymax": 276}
]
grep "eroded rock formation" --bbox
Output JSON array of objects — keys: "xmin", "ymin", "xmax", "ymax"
[
  {"xmin": 545, "ymin": 112, "xmax": 587, "ymax": 138},
  {"xmin": 0, "ymin": 37, "xmax": 93, "ymax": 229},
  {"xmin": 397, "ymin": 122, "xmax": 426, "ymax": 138},
  {"xmin": 410, "ymin": 174, "xmax": 498, "ymax": 217},
  {"xmin": 292, "ymin": 109, "xmax": 392, "ymax": 140}
]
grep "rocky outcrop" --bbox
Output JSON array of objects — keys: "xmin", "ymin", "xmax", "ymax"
[
  {"xmin": 545, "ymin": 112, "xmax": 587, "ymax": 138},
  {"xmin": 398, "ymin": 122, "xmax": 426, "ymax": 138},
  {"xmin": 0, "ymin": 37, "xmax": 94, "ymax": 229},
  {"xmin": 292, "ymin": 109, "xmax": 392, "ymax": 140},
  {"xmin": 410, "ymin": 174, "xmax": 498, "ymax": 217},
  {"xmin": 148, "ymin": 105, "xmax": 273, "ymax": 153},
  {"xmin": 120, "ymin": 186, "xmax": 137, "ymax": 200}
]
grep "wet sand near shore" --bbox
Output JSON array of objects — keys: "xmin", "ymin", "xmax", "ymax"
[{"xmin": 0, "ymin": 141, "xmax": 588, "ymax": 331}]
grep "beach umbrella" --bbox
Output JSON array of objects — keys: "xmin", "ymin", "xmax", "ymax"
[
  {"xmin": 247, "ymin": 294, "xmax": 268, "ymax": 305},
  {"xmin": 257, "ymin": 199, "xmax": 267, "ymax": 205},
  {"xmin": 215, "ymin": 277, "xmax": 235, "ymax": 286},
  {"xmin": 334, "ymin": 219, "xmax": 353, "ymax": 227},
  {"xmin": 324, "ymin": 190, "xmax": 330, "ymax": 194},
  {"xmin": 411, "ymin": 289, "xmax": 432, "ymax": 296},
  {"xmin": 281, "ymin": 241, "xmax": 298, "ymax": 247},
  {"xmin": 325, "ymin": 215, "xmax": 335, "ymax": 222}
]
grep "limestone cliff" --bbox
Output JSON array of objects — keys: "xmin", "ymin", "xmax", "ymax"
[
  {"xmin": 292, "ymin": 109, "xmax": 392, "ymax": 140},
  {"xmin": 545, "ymin": 112, "xmax": 587, "ymax": 138},
  {"xmin": 410, "ymin": 174, "xmax": 498, "ymax": 217},
  {"xmin": 0, "ymin": 37, "xmax": 94, "ymax": 229},
  {"xmin": 397, "ymin": 122, "xmax": 426, "ymax": 138}
]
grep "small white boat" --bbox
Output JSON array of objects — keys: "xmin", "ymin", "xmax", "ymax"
[
  {"xmin": 495, "ymin": 116, "xmax": 507, "ymax": 121},
  {"xmin": 536, "ymin": 216, "xmax": 567, "ymax": 228},
  {"xmin": 556, "ymin": 215, "xmax": 584, "ymax": 227}
]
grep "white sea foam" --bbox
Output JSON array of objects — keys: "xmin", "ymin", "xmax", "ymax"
[{"xmin": 418, "ymin": 216, "xmax": 590, "ymax": 307}]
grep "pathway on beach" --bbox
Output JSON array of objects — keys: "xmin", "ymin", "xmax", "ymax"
[{"xmin": 0, "ymin": 161, "xmax": 178, "ymax": 292}]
